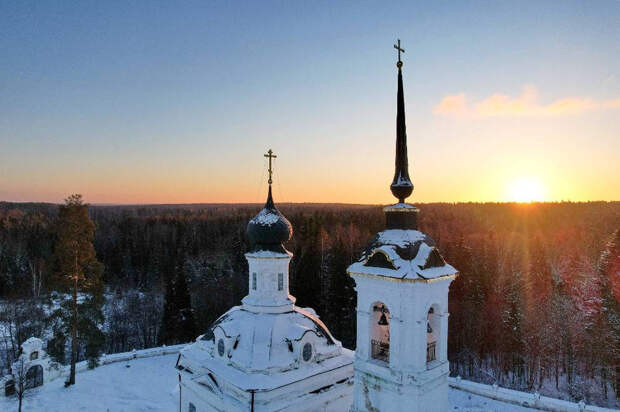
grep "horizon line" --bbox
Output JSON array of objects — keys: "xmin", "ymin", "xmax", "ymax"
[{"xmin": 1, "ymin": 200, "xmax": 618, "ymax": 207}]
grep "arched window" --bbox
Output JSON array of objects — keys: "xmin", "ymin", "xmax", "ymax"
[
  {"xmin": 426, "ymin": 306, "xmax": 440, "ymax": 365},
  {"xmin": 25, "ymin": 365, "xmax": 43, "ymax": 389},
  {"xmin": 217, "ymin": 339, "xmax": 225, "ymax": 357},
  {"xmin": 30, "ymin": 351, "xmax": 39, "ymax": 360},
  {"xmin": 5, "ymin": 379, "xmax": 15, "ymax": 396},
  {"xmin": 370, "ymin": 302, "xmax": 390, "ymax": 363}
]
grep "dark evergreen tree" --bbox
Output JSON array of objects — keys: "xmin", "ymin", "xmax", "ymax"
[
  {"xmin": 160, "ymin": 254, "xmax": 196, "ymax": 344},
  {"xmin": 324, "ymin": 239, "xmax": 357, "ymax": 348},
  {"xmin": 174, "ymin": 261, "xmax": 197, "ymax": 343},
  {"xmin": 52, "ymin": 194, "xmax": 104, "ymax": 384},
  {"xmin": 160, "ymin": 272, "xmax": 177, "ymax": 345},
  {"xmin": 596, "ymin": 230, "xmax": 619, "ymax": 398}
]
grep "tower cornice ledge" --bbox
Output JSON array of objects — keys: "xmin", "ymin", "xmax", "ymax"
[
  {"xmin": 240, "ymin": 302, "xmax": 296, "ymax": 314},
  {"xmin": 384, "ymin": 203, "xmax": 418, "ymax": 212},
  {"xmin": 348, "ymin": 271, "xmax": 457, "ymax": 283},
  {"xmin": 245, "ymin": 250, "xmax": 293, "ymax": 259}
]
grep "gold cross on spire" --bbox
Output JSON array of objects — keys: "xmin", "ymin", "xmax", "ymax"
[
  {"xmin": 394, "ymin": 39, "xmax": 405, "ymax": 67},
  {"xmin": 264, "ymin": 149, "xmax": 277, "ymax": 185}
]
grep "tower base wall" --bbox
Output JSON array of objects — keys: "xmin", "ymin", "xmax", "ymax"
[{"xmin": 350, "ymin": 366, "xmax": 449, "ymax": 412}]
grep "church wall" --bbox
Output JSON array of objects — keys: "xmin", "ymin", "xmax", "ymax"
[
  {"xmin": 180, "ymin": 360, "xmax": 353, "ymax": 412},
  {"xmin": 243, "ymin": 254, "xmax": 294, "ymax": 310},
  {"xmin": 350, "ymin": 273, "xmax": 455, "ymax": 412},
  {"xmin": 11, "ymin": 338, "xmax": 62, "ymax": 388},
  {"xmin": 352, "ymin": 367, "xmax": 449, "ymax": 412},
  {"xmin": 181, "ymin": 380, "xmax": 235, "ymax": 412}
]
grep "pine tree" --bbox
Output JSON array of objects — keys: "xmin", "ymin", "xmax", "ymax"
[
  {"xmin": 174, "ymin": 262, "xmax": 197, "ymax": 343},
  {"xmin": 325, "ymin": 238, "xmax": 357, "ymax": 348},
  {"xmin": 52, "ymin": 194, "xmax": 104, "ymax": 385},
  {"xmin": 160, "ymin": 271, "xmax": 176, "ymax": 345}
]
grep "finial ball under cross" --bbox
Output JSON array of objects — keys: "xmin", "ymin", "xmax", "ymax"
[
  {"xmin": 394, "ymin": 39, "xmax": 405, "ymax": 68},
  {"xmin": 264, "ymin": 149, "xmax": 277, "ymax": 185}
]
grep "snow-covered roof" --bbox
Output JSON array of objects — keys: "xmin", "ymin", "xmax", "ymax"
[
  {"xmin": 177, "ymin": 305, "xmax": 352, "ymax": 390},
  {"xmin": 245, "ymin": 250, "xmax": 292, "ymax": 259},
  {"xmin": 179, "ymin": 344, "xmax": 353, "ymax": 392},
  {"xmin": 21, "ymin": 337, "xmax": 44, "ymax": 354},
  {"xmin": 348, "ymin": 229, "xmax": 457, "ymax": 280},
  {"xmin": 383, "ymin": 202, "xmax": 418, "ymax": 211}
]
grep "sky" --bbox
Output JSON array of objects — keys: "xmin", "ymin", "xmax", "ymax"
[{"xmin": 1, "ymin": 1, "xmax": 619, "ymax": 204}]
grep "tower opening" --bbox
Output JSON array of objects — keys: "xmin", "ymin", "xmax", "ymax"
[
  {"xmin": 370, "ymin": 303, "xmax": 390, "ymax": 363},
  {"xmin": 426, "ymin": 306, "xmax": 440, "ymax": 365}
]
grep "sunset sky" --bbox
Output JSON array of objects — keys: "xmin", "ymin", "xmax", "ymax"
[{"xmin": 1, "ymin": 1, "xmax": 619, "ymax": 204}]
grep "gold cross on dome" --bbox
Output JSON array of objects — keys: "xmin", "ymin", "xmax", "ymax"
[
  {"xmin": 394, "ymin": 39, "xmax": 405, "ymax": 63},
  {"xmin": 264, "ymin": 149, "xmax": 277, "ymax": 185}
]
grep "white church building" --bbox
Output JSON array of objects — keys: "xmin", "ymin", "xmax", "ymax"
[{"xmin": 176, "ymin": 41, "xmax": 458, "ymax": 411}]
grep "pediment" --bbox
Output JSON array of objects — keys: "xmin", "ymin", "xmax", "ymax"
[{"xmin": 364, "ymin": 251, "xmax": 397, "ymax": 270}]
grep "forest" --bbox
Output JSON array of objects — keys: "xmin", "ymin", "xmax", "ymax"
[{"xmin": 0, "ymin": 200, "xmax": 617, "ymax": 407}]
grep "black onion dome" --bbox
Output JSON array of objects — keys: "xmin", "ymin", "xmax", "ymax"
[{"xmin": 247, "ymin": 186, "xmax": 293, "ymax": 253}]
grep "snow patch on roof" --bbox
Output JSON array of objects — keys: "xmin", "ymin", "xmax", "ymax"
[
  {"xmin": 246, "ymin": 250, "xmax": 292, "ymax": 258},
  {"xmin": 348, "ymin": 229, "xmax": 457, "ymax": 280},
  {"xmin": 185, "ymin": 305, "xmax": 343, "ymax": 375},
  {"xmin": 383, "ymin": 203, "xmax": 418, "ymax": 211},
  {"xmin": 250, "ymin": 208, "xmax": 280, "ymax": 226},
  {"xmin": 377, "ymin": 229, "xmax": 426, "ymax": 248}
]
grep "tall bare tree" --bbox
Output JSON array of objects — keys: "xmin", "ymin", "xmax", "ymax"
[{"xmin": 13, "ymin": 356, "xmax": 26, "ymax": 412}]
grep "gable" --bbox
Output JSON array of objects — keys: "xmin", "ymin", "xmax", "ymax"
[{"xmin": 364, "ymin": 251, "xmax": 397, "ymax": 270}]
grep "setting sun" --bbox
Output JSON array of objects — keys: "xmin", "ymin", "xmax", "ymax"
[{"xmin": 508, "ymin": 177, "xmax": 547, "ymax": 203}]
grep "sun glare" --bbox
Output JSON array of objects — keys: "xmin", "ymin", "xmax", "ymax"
[{"xmin": 508, "ymin": 177, "xmax": 546, "ymax": 203}]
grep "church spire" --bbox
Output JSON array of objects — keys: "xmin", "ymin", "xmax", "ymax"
[
  {"xmin": 247, "ymin": 149, "xmax": 293, "ymax": 254},
  {"xmin": 390, "ymin": 39, "xmax": 414, "ymax": 204}
]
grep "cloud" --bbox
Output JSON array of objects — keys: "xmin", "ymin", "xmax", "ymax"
[{"xmin": 434, "ymin": 85, "xmax": 620, "ymax": 117}]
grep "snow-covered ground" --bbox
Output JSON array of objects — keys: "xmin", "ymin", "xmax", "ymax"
[
  {"xmin": 449, "ymin": 389, "xmax": 536, "ymax": 412},
  {"xmin": 1, "ymin": 353, "xmax": 538, "ymax": 412},
  {"xmin": 1, "ymin": 355, "xmax": 178, "ymax": 412}
]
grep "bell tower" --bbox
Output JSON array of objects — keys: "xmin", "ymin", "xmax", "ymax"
[{"xmin": 347, "ymin": 40, "xmax": 458, "ymax": 412}]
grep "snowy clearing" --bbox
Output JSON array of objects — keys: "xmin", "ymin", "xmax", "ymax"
[{"xmin": 1, "ymin": 355, "xmax": 178, "ymax": 412}]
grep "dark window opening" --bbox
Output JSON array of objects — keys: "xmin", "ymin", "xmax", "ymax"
[
  {"xmin": 370, "ymin": 304, "xmax": 390, "ymax": 363},
  {"xmin": 427, "ymin": 341, "xmax": 436, "ymax": 363},
  {"xmin": 365, "ymin": 252, "xmax": 396, "ymax": 269},
  {"xmin": 423, "ymin": 249, "xmax": 445, "ymax": 269},
  {"xmin": 5, "ymin": 379, "xmax": 15, "ymax": 396},
  {"xmin": 25, "ymin": 365, "xmax": 43, "ymax": 389},
  {"xmin": 427, "ymin": 307, "xmax": 438, "ymax": 365},
  {"xmin": 302, "ymin": 342, "xmax": 313, "ymax": 362}
]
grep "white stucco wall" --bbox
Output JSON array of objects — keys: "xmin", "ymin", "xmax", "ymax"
[
  {"xmin": 242, "ymin": 253, "xmax": 296, "ymax": 312},
  {"xmin": 350, "ymin": 273, "xmax": 455, "ymax": 412}
]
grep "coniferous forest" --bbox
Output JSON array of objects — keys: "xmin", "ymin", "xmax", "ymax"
[{"xmin": 0, "ymin": 201, "xmax": 617, "ymax": 407}]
